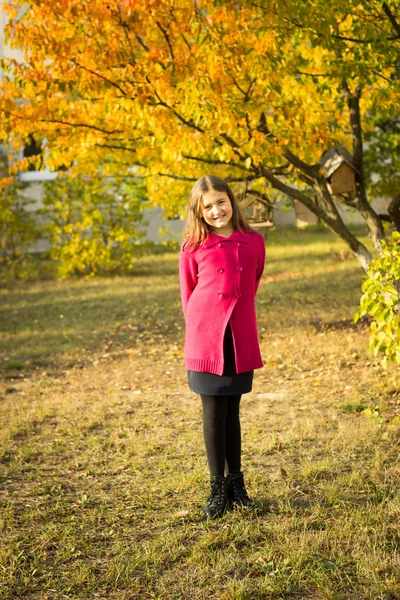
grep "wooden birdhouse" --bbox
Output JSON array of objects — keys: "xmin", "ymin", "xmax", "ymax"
[
  {"xmin": 242, "ymin": 197, "xmax": 274, "ymax": 229},
  {"xmin": 318, "ymin": 147, "xmax": 356, "ymax": 194}
]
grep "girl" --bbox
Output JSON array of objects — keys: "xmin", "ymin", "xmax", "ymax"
[{"xmin": 179, "ymin": 175, "xmax": 266, "ymax": 518}]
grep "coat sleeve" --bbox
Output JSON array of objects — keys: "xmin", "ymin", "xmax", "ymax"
[
  {"xmin": 179, "ymin": 241, "xmax": 198, "ymax": 320},
  {"xmin": 255, "ymin": 234, "xmax": 266, "ymax": 293}
]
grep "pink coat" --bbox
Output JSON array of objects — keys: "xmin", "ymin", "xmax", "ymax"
[{"xmin": 179, "ymin": 228, "xmax": 266, "ymax": 375}]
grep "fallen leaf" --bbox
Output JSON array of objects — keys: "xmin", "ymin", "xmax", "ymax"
[
  {"xmin": 246, "ymin": 569, "xmax": 258, "ymax": 578},
  {"xmin": 174, "ymin": 510, "xmax": 189, "ymax": 517}
]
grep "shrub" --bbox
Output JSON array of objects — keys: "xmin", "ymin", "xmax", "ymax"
[
  {"xmin": 0, "ymin": 172, "xmax": 42, "ymax": 280},
  {"xmin": 354, "ymin": 231, "xmax": 400, "ymax": 367},
  {"xmin": 41, "ymin": 175, "xmax": 147, "ymax": 278}
]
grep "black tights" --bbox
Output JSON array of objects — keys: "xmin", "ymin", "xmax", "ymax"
[{"xmin": 200, "ymin": 394, "xmax": 242, "ymax": 477}]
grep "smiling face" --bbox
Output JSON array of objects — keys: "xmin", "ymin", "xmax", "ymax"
[{"xmin": 201, "ymin": 189, "xmax": 234, "ymax": 236}]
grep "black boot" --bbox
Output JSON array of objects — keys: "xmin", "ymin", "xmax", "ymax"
[
  {"xmin": 204, "ymin": 476, "xmax": 227, "ymax": 518},
  {"xmin": 226, "ymin": 472, "xmax": 254, "ymax": 510}
]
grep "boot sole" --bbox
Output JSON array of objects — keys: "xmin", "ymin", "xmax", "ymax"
[{"xmin": 204, "ymin": 507, "xmax": 226, "ymax": 518}]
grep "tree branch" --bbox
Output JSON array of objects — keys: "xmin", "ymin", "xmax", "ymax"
[
  {"xmin": 258, "ymin": 165, "xmax": 315, "ymax": 205},
  {"xmin": 157, "ymin": 172, "xmax": 199, "ymax": 181},
  {"xmin": 382, "ymin": 2, "xmax": 400, "ymax": 37},
  {"xmin": 297, "ymin": 172, "xmax": 318, "ymax": 188},
  {"xmin": 157, "ymin": 171, "xmax": 262, "ymax": 183},
  {"xmin": 231, "ymin": 75, "xmax": 247, "ymax": 97},
  {"xmin": 332, "ymin": 33, "xmax": 399, "ymax": 43},
  {"xmin": 257, "ymin": 111, "xmax": 317, "ymax": 178},
  {"xmin": 135, "ymin": 36, "xmax": 167, "ymax": 72},
  {"xmin": 245, "ymin": 113, "xmax": 252, "ymax": 141},
  {"xmin": 148, "ymin": 79, "xmax": 205, "ymax": 133},
  {"xmin": 136, "ymin": 34, "xmax": 149, "ymax": 52},
  {"xmin": 217, "ymin": 133, "xmax": 249, "ymax": 163},
  {"xmin": 30, "ymin": 116, "xmax": 123, "ymax": 135},
  {"xmin": 296, "ymin": 71, "xmax": 329, "ymax": 78},
  {"xmin": 283, "ymin": 149, "xmax": 317, "ymax": 178},
  {"xmin": 258, "ymin": 163, "xmax": 371, "ymax": 267},
  {"xmin": 245, "ymin": 189, "xmax": 276, "ymax": 209},
  {"xmin": 95, "ymin": 143, "xmax": 137, "ymax": 153},
  {"xmin": 156, "ymin": 21, "xmax": 175, "ymax": 60},
  {"xmin": 230, "ymin": 75, "xmax": 257, "ymax": 103},
  {"xmin": 219, "ymin": 132, "xmax": 240, "ymax": 148},
  {"xmin": 373, "ymin": 70, "xmax": 394, "ymax": 83},
  {"xmin": 182, "ymin": 153, "xmax": 253, "ymax": 172},
  {"xmin": 117, "ymin": 9, "xmax": 137, "ymax": 70},
  {"xmin": 279, "ymin": 14, "xmax": 399, "ymax": 43},
  {"xmin": 70, "ymin": 60, "xmax": 129, "ymax": 97},
  {"xmin": 180, "ymin": 32, "xmax": 192, "ymax": 50}
]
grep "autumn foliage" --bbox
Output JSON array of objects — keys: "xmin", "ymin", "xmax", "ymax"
[{"xmin": 0, "ymin": 1, "xmax": 398, "ymax": 274}]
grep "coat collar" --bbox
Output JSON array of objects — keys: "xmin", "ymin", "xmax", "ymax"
[{"xmin": 201, "ymin": 228, "xmax": 251, "ymax": 249}]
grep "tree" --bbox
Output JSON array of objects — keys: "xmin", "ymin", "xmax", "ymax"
[{"xmin": 0, "ymin": 0, "xmax": 399, "ymax": 269}]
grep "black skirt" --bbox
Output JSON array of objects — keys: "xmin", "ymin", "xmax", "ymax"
[{"xmin": 187, "ymin": 321, "xmax": 254, "ymax": 396}]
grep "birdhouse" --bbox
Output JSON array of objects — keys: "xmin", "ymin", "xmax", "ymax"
[
  {"xmin": 318, "ymin": 147, "xmax": 356, "ymax": 194},
  {"xmin": 242, "ymin": 197, "xmax": 274, "ymax": 228},
  {"xmin": 245, "ymin": 199, "xmax": 270, "ymax": 223}
]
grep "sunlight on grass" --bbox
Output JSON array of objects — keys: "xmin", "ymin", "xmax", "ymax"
[{"xmin": 1, "ymin": 226, "xmax": 399, "ymax": 599}]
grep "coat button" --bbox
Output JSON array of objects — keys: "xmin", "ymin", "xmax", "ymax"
[
  {"xmin": 217, "ymin": 243, "xmax": 222, "ymax": 248},
  {"xmin": 236, "ymin": 265, "xmax": 242, "ymax": 272},
  {"xmin": 218, "ymin": 291, "xmax": 224, "ymax": 298},
  {"xmin": 218, "ymin": 268, "xmax": 224, "ymax": 274},
  {"xmin": 235, "ymin": 291, "xmax": 241, "ymax": 298},
  {"xmin": 234, "ymin": 242, "xmax": 240, "ymax": 247}
]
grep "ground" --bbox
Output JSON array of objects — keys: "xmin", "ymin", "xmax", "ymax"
[{"xmin": 1, "ymin": 226, "xmax": 399, "ymax": 600}]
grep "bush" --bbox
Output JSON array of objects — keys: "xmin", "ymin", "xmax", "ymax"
[
  {"xmin": 0, "ymin": 173, "xmax": 42, "ymax": 280},
  {"xmin": 354, "ymin": 231, "xmax": 400, "ymax": 367},
  {"xmin": 41, "ymin": 175, "xmax": 147, "ymax": 278}
]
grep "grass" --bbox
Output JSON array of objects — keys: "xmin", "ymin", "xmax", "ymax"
[{"xmin": 1, "ymin": 225, "xmax": 400, "ymax": 600}]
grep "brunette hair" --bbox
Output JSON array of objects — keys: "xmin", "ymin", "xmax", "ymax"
[{"xmin": 182, "ymin": 175, "xmax": 253, "ymax": 250}]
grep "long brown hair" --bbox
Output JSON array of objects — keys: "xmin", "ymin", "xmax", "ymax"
[{"xmin": 182, "ymin": 175, "xmax": 253, "ymax": 250}]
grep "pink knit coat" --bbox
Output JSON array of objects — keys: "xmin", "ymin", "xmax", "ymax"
[{"xmin": 179, "ymin": 228, "xmax": 266, "ymax": 375}]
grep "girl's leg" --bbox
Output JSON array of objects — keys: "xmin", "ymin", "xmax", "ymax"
[
  {"xmin": 225, "ymin": 394, "xmax": 253, "ymax": 509},
  {"xmin": 200, "ymin": 394, "xmax": 228, "ymax": 477},
  {"xmin": 225, "ymin": 394, "xmax": 242, "ymax": 474}
]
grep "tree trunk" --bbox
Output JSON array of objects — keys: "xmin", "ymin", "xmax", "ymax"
[
  {"xmin": 388, "ymin": 195, "xmax": 400, "ymax": 232},
  {"xmin": 259, "ymin": 165, "xmax": 372, "ymax": 270},
  {"xmin": 346, "ymin": 86, "xmax": 385, "ymax": 245}
]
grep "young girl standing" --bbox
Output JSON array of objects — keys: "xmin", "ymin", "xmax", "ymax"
[{"xmin": 179, "ymin": 175, "xmax": 266, "ymax": 518}]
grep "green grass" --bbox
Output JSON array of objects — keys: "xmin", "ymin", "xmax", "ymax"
[{"xmin": 1, "ymin": 226, "xmax": 400, "ymax": 600}]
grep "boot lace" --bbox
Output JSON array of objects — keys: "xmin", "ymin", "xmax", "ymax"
[
  {"xmin": 229, "ymin": 473, "xmax": 250, "ymax": 503},
  {"xmin": 206, "ymin": 478, "xmax": 225, "ymax": 506}
]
